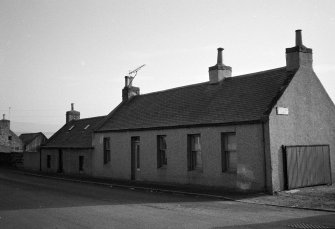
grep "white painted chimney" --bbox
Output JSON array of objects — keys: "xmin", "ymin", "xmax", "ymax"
[{"xmin": 208, "ymin": 48, "xmax": 232, "ymax": 84}]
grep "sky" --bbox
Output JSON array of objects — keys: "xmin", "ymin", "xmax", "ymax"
[{"xmin": 1, "ymin": 0, "xmax": 335, "ymax": 135}]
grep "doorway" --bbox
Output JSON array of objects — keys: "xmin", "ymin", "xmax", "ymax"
[
  {"xmin": 58, "ymin": 149, "xmax": 63, "ymax": 173},
  {"xmin": 131, "ymin": 137, "xmax": 140, "ymax": 180}
]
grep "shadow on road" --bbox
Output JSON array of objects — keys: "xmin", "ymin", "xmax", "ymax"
[{"xmin": 0, "ymin": 167, "xmax": 229, "ymax": 211}]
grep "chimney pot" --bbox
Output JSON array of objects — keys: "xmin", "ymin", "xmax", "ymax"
[
  {"xmin": 2, "ymin": 114, "xmax": 5, "ymax": 120},
  {"xmin": 125, "ymin": 76, "xmax": 129, "ymax": 87},
  {"xmin": 71, "ymin": 103, "xmax": 74, "ymax": 111},
  {"xmin": 217, "ymin": 47, "xmax": 224, "ymax": 65},
  {"xmin": 295, "ymin": 29, "xmax": 303, "ymax": 46}
]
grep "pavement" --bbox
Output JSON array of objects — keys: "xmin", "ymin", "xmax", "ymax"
[{"xmin": 1, "ymin": 167, "xmax": 335, "ymax": 229}]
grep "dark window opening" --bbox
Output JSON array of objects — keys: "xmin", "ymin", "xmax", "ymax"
[
  {"xmin": 103, "ymin": 137, "xmax": 111, "ymax": 164},
  {"xmin": 47, "ymin": 155, "xmax": 51, "ymax": 168},
  {"xmin": 79, "ymin": 156, "xmax": 84, "ymax": 171},
  {"xmin": 8, "ymin": 136, "xmax": 12, "ymax": 141},
  {"xmin": 187, "ymin": 134, "xmax": 202, "ymax": 171},
  {"xmin": 157, "ymin": 135, "xmax": 167, "ymax": 168},
  {"xmin": 222, "ymin": 133, "xmax": 237, "ymax": 173}
]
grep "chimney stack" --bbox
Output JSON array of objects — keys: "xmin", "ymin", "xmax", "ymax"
[
  {"xmin": 286, "ymin": 30, "xmax": 313, "ymax": 71},
  {"xmin": 66, "ymin": 103, "xmax": 80, "ymax": 123},
  {"xmin": 122, "ymin": 76, "xmax": 140, "ymax": 102},
  {"xmin": 0, "ymin": 114, "xmax": 10, "ymax": 130},
  {"xmin": 209, "ymin": 48, "xmax": 232, "ymax": 84}
]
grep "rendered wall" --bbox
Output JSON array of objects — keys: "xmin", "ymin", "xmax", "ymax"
[
  {"xmin": 23, "ymin": 151, "xmax": 40, "ymax": 171},
  {"xmin": 41, "ymin": 148, "xmax": 92, "ymax": 175},
  {"xmin": 268, "ymin": 66, "xmax": 335, "ymax": 192},
  {"xmin": 92, "ymin": 124, "xmax": 266, "ymax": 191}
]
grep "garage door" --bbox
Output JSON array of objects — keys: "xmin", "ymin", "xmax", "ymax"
[{"xmin": 283, "ymin": 145, "xmax": 332, "ymax": 190}]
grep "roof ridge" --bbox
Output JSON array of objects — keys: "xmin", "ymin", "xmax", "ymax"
[
  {"xmin": 136, "ymin": 67, "xmax": 286, "ymax": 98},
  {"xmin": 232, "ymin": 67, "xmax": 286, "ymax": 79},
  {"xmin": 140, "ymin": 81, "xmax": 207, "ymax": 97},
  {"xmin": 72, "ymin": 115, "xmax": 106, "ymax": 122}
]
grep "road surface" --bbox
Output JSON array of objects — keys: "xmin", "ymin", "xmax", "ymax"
[{"xmin": 0, "ymin": 168, "xmax": 334, "ymax": 229}]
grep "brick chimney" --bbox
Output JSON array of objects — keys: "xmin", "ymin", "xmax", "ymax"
[
  {"xmin": 122, "ymin": 76, "xmax": 140, "ymax": 101},
  {"xmin": 286, "ymin": 30, "xmax": 313, "ymax": 71},
  {"xmin": 66, "ymin": 103, "xmax": 80, "ymax": 123},
  {"xmin": 0, "ymin": 114, "xmax": 10, "ymax": 130},
  {"xmin": 209, "ymin": 48, "xmax": 232, "ymax": 84}
]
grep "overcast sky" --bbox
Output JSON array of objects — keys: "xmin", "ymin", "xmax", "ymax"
[{"xmin": 1, "ymin": 0, "xmax": 335, "ymax": 133}]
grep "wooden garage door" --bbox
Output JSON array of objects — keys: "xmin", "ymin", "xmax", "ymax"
[{"xmin": 283, "ymin": 145, "xmax": 332, "ymax": 190}]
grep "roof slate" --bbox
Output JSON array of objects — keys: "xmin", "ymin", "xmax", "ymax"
[
  {"xmin": 43, "ymin": 116, "xmax": 106, "ymax": 148},
  {"xmin": 98, "ymin": 67, "xmax": 294, "ymax": 132}
]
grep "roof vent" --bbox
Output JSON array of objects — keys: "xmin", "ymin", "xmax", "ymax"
[{"xmin": 68, "ymin": 125, "xmax": 75, "ymax": 131}]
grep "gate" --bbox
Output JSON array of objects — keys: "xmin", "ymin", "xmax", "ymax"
[{"xmin": 283, "ymin": 145, "xmax": 332, "ymax": 190}]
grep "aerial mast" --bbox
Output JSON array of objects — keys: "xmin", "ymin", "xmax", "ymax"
[{"xmin": 127, "ymin": 64, "xmax": 145, "ymax": 86}]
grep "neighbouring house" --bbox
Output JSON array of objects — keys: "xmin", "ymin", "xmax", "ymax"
[
  {"xmin": 20, "ymin": 132, "xmax": 48, "ymax": 171},
  {"xmin": 0, "ymin": 114, "xmax": 24, "ymax": 166},
  {"xmin": 40, "ymin": 103, "xmax": 105, "ymax": 175},
  {"xmin": 92, "ymin": 30, "xmax": 335, "ymax": 193}
]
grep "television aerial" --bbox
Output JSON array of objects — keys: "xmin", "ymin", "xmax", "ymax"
[{"xmin": 127, "ymin": 64, "xmax": 145, "ymax": 86}]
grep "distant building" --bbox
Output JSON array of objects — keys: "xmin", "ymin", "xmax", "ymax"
[
  {"xmin": 20, "ymin": 132, "xmax": 48, "ymax": 171},
  {"xmin": 41, "ymin": 104, "xmax": 105, "ymax": 175},
  {"xmin": 0, "ymin": 114, "xmax": 24, "ymax": 166}
]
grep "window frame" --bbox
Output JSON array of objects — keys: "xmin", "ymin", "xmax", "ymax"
[
  {"xmin": 103, "ymin": 137, "xmax": 111, "ymax": 164},
  {"xmin": 187, "ymin": 134, "xmax": 202, "ymax": 171},
  {"xmin": 157, "ymin": 135, "xmax": 167, "ymax": 168},
  {"xmin": 221, "ymin": 132, "xmax": 237, "ymax": 173}
]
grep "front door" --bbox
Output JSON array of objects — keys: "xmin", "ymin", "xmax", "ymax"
[
  {"xmin": 58, "ymin": 149, "xmax": 63, "ymax": 173},
  {"xmin": 131, "ymin": 137, "xmax": 140, "ymax": 180}
]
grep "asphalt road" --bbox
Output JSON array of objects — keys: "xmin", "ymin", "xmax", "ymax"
[{"xmin": 0, "ymin": 168, "xmax": 334, "ymax": 229}]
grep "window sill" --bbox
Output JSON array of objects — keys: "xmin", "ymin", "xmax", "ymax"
[
  {"xmin": 189, "ymin": 168, "xmax": 203, "ymax": 173},
  {"xmin": 222, "ymin": 171, "xmax": 237, "ymax": 174}
]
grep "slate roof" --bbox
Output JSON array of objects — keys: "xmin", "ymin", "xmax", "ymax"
[
  {"xmin": 97, "ymin": 67, "xmax": 294, "ymax": 132},
  {"xmin": 19, "ymin": 132, "xmax": 45, "ymax": 145},
  {"xmin": 43, "ymin": 116, "xmax": 106, "ymax": 149}
]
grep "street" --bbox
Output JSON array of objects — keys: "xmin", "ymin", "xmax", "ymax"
[{"xmin": 0, "ymin": 168, "xmax": 334, "ymax": 229}]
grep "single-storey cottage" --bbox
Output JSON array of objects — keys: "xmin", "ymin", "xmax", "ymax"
[
  {"xmin": 93, "ymin": 30, "xmax": 335, "ymax": 192},
  {"xmin": 41, "ymin": 104, "xmax": 105, "ymax": 175},
  {"xmin": 21, "ymin": 132, "xmax": 48, "ymax": 171}
]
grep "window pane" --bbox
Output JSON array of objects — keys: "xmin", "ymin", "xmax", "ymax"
[
  {"xmin": 191, "ymin": 135, "xmax": 201, "ymax": 151},
  {"xmin": 160, "ymin": 136, "xmax": 167, "ymax": 150},
  {"xmin": 228, "ymin": 151, "xmax": 237, "ymax": 172},
  {"xmin": 227, "ymin": 134, "xmax": 236, "ymax": 151},
  {"xmin": 136, "ymin": 145, "xmax": 140, "ymax": 169},
  {"xmin": 196, "ymin": 151, "xmax": 202, "ymax": 168}
]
